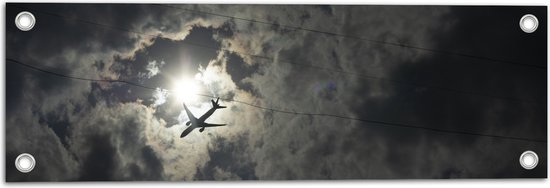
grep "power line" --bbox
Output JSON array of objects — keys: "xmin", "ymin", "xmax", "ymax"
[
  {"xmin": 11, "ymin": 5, "xmax": 541, "ymax": 105},
  {"xmin": 6, "ymin": 58, "xmax": 546, "ymax": 143},
  {"xmin": 7, "ymin": 58, "xmax": 158, "ymax": 91},
  {"xmin": 152, "ymin": 4, "xmax": 546, "ymax": 70}
]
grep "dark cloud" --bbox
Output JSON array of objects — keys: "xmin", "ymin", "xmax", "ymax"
[
  {"xmin": 78, "ymin": 134, "xmax": 117, "ymax": 181},
  {"xmin": 5, "ymin": 3, "xmax": 546, "ymax": 181},
  {"xmin": 195, "ymin": 135, "xmax": 258, "ymax": 180},
  {"xmin": 225, "ymin": 53, "xmax": 261, "ymax": 96}
]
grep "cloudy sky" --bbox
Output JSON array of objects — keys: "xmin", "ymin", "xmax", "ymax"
[{"xmin": 5, "ymin": 4, "xmax": 547, "ymax": 181}]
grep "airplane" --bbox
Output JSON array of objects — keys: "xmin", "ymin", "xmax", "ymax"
[{"xmin": 180, "ymin": 98, "xmax": 227, "ymax": 138}]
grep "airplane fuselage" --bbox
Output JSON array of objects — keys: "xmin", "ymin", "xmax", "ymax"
[
  {"xmin": 181, "ymin": 112, "xmax": 217, "ymax": 137},
  {"xmin": 198, "ymin": 108, "xmax": 217, "ymax": 122}
]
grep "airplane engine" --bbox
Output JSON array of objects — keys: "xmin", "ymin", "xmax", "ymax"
[
  {"xmin": 185, "ymin": 121, "xmax": 191, "ymax": 126},
  {"xmin": 199, "ymin": 127, "xmax": 205, "ymax": 132}
]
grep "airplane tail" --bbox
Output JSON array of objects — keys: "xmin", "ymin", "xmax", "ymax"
[{"xmin": 211, "ymin": 97, "xmax": 226, "ymax": 109}]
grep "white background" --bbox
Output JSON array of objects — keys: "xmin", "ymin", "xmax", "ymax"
[{"xmin": 1, "ymin": 0, "xmax": 548, "ymax": 187}]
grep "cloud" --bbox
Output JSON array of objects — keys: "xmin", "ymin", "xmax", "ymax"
[
  {"xmin": 68, "ymin": 102, "xmax": 167, "ymax": 180},
  {"xmin": 5, "ymin": 103, "xmax": 80, "ymax": 181},
  {"xmin": 191, "ymin": 5, "xmax": 546, "ymax": 179},
  {"xmin": 204, "ymin": 5, "xmax": 455, "ymax": 179},
  {"xmin": 151, "ymin": 88, "xmax": 169, "ymax": 107},
  {"xmin": 139, "ymin": 60, "xmax": 165, "ymax": 79}
]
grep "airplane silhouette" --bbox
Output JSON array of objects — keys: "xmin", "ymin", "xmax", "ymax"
[{"xmin": 180, "ymin": 98, "xmax": 227, "ymax": 138}]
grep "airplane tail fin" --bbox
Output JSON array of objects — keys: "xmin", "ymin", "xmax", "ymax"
[{"xmin": 211, "ymin": 97, "xmax": 227, "ymax": 109}]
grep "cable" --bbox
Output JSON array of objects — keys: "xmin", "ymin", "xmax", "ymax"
[
  {"xmin": 152, "ymin": 4, "xmax": 546, "ymax": 70},
  {"xmin": 7, "ymin": 58, "xmax": 158, "ymax": 91},
  {"xmin": 10, "ymin": 5, "xmax": 541, "ymax": 105},
  {"xmin": 6, "ymin": 58, "xmax": 546, "ymax": 143}
]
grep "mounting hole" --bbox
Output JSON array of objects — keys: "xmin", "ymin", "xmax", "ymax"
[
  {"xmin": 519, "ymin": 150, "xmax": 538, "ymax": 170},
  {"xmin": 519, "ymin": 14, "xmax": 538, "ymax": 33},
  {"xmin": 15, "ymin": 153, "xmax": 36, "ymax": 173},
  {"xmin": 15, "ymin": 11, "xmax": 36, "ymax": 31}
]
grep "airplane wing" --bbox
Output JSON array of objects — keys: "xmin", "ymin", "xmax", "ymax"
[
  {"xmin": 202, "ymin": 123, "xmax": 226, "ymax": 127},
  {"xmin": 183, "ymin": 103, "xmax": 196, "ymax": 120}
]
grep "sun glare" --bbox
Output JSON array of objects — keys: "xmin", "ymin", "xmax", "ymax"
[{"xmin": 173, "ymin": 78, "xmax": 200, "ymax": 103}]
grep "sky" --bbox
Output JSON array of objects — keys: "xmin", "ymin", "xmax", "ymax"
[{"xmin": 4, "ymin": 4, "xmax": 547, "ymax": 181}]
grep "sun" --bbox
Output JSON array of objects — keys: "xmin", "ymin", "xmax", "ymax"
[{"xmin": 172, "ymin": 78, "xmax": 200, "ymax": 103}]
